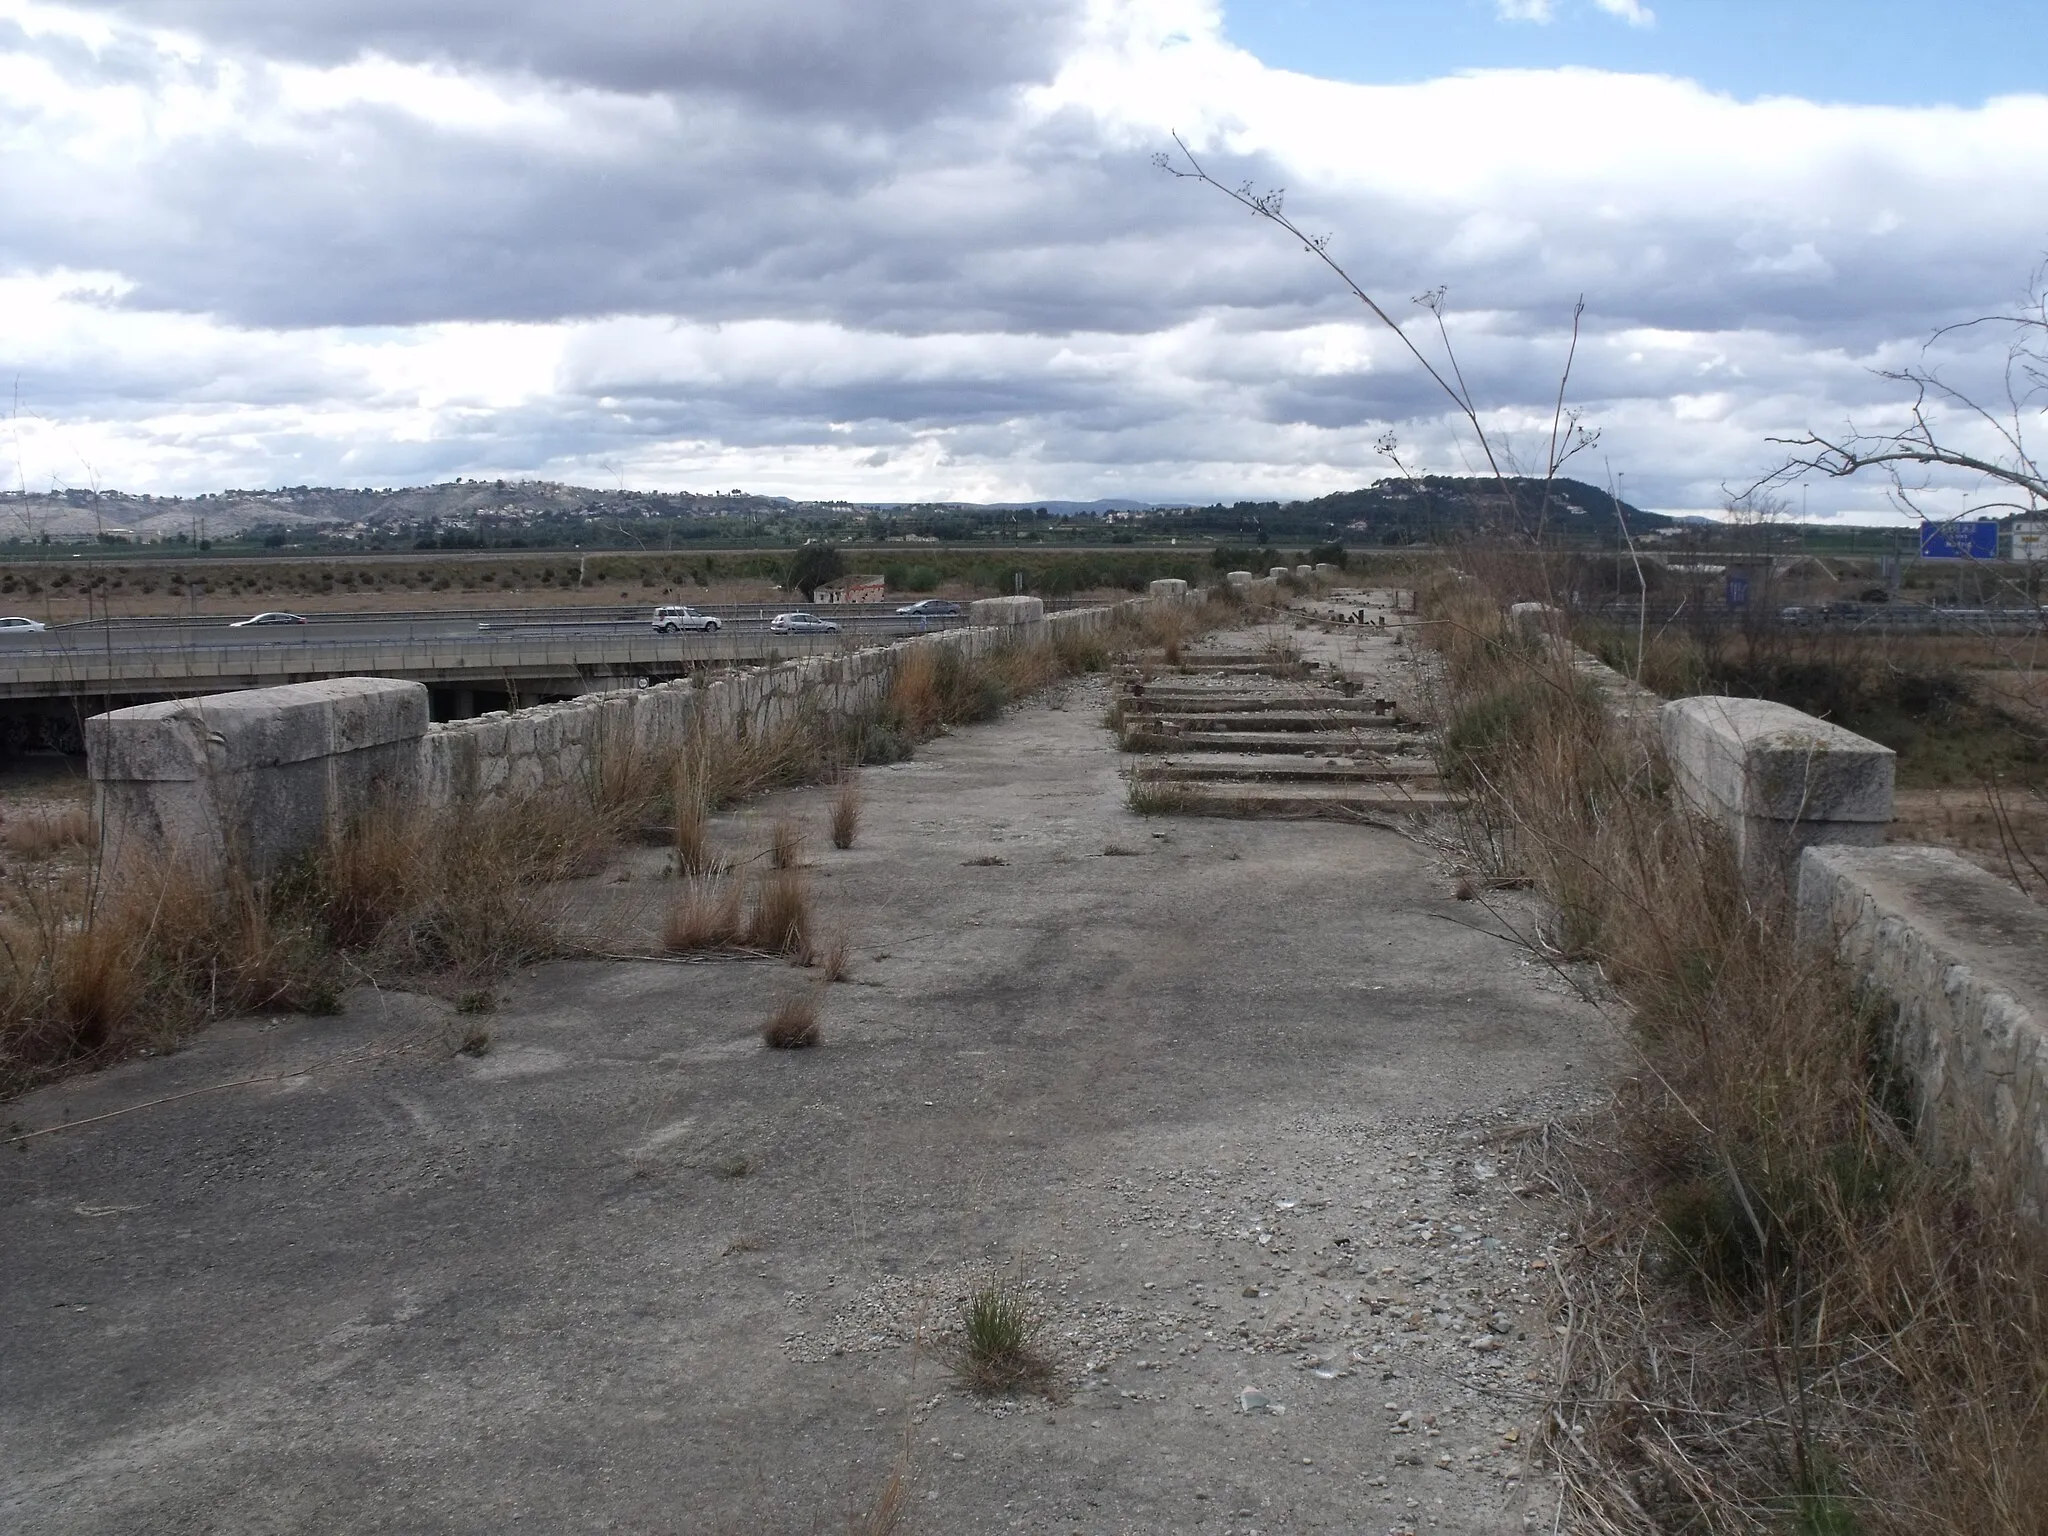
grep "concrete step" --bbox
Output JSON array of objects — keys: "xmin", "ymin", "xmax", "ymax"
[
  {"xmin": 1141, "ymin": 659, "xmax": 1308, "ymax": 675},
  {"xmin": 1136, "ymin": 782, "xmax": 1459, "ymax": 819},
  {"xmin": 1121, "ymin": 728, "xmax": 1412, "ymax": 754},
  {"xmin": 1132, "ymin": 755, "xmax": 1439, "ymax": 784},
  {"xmin": 1119, "ymin": 694, "xmax": 1400, "ymax": 716},
  {"xmin": 1124, "ymin": 710, "xmax": 1414, "ymax": 733}
]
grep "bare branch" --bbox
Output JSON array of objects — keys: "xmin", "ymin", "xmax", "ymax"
[{"xmin": 1756, "ymin": 260, "xmax": 2048, "ymax": 517}]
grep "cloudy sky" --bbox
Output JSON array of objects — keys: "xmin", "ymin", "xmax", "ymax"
[{"xmin": 1, "ymin": 0, "xmax": 2044, "ymax": 517}]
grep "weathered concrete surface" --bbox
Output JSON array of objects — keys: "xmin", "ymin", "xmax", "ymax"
[
  {"xmin": 1663, "ymin": 696, "xmax": 1894, "ymax": 890},
  {"xmin": 6, "ymin": 683, "xmax": 1613, "ymax": 1534},
  {"xmin": 86, "ymin": 677, "xmax": 427, "ymax": 876},
  {"xmin": 1147, "ymin": 578, "xmax": 1190, "ymax": 601},
  {"xmin": 1798, "ymin": 842, "xmax": 2048, "ymax": 1221},
  {"xmin": 967, "ymin": 595, "xmax": 1047, "ymax": 626}
]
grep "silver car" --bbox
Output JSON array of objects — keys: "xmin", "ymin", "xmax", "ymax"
[
  {"xmin": 768, "ymin": 611, "xmax": 841, "ymax": 635},
  {"xmin": 652, "ymin": 605, "xmax": 723, "ymax": 634}
]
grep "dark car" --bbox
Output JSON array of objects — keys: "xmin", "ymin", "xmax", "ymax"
[{"xmin": 894, "ymin": 599, "xmax": 963, "ymax": 618}]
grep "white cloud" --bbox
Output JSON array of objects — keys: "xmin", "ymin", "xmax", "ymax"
[
  {"xmin": 1591, "ymin": 0, "xmax": 1654, "ymax": 27},
  {"xmin": 0, "ymin": 0, "xmax": 2039, "ymax": 520},
  {"xmin": 1495, "ymin": 0, "xmax": 1653, "ymax": 27}
]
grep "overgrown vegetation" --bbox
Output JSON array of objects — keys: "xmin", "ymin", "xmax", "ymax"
[{"xmin": 1428, "ymin": 573, "xmax": 2048, "ymax": 1533}]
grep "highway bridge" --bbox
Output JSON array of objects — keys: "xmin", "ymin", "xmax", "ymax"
[{"xmin": 0, "ymin": 603, "xmax": 970, "ymax": 752}]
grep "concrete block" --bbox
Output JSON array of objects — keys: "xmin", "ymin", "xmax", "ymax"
[
  {"xmin": 1508, "ymin": 602, "xmax": 1562, "ymax": 637},
  {"xmin": 1148, "ymin": 578, "xmax": 1189, "ymax": 601},
  {"xmin": 1798, "ymin": 842, "xmax": 2048, "ymax": 1221},
  {"xmin": 1314, "ymin": 563, "xmax": 1339, "ymax": 577},
  {"xmin": 1663, "ymin": 696, "xmax": 1893, "ymax": 890},
  {"xmin": 89, "ymin": 678, "xmax": 427, "ymax": 878},
  {"xmin": 968, "ymin": 595, "xmax": 1046, "ymax": 626},
  {"xmin": 1225, "ymin": 570, "xmax": 1255, "ymax": 587},
  {"xmin": 1269, "ymin": 566, "xmax": 1291, "ymax": 580},
  {"xmin": 1664, "ymin": 697, "xmax": 1894, "ymax": 823},
  {"xmin": 1293, "ymin": 564, "xmax": 1314, "ymax": 579}
]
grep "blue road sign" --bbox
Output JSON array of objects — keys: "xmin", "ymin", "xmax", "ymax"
[
  {"xmin": 1920, "ymin": 520, "xmax": 1999, "ymax": 559},
  {"xmin": 1725, "ymin": 574, "xmax": 1749, "ymax": 608}
]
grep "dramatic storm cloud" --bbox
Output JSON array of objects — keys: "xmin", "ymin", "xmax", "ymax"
[{"xmin": 1, "ymin": 0, "xmax": 2043, "ymax": 515}]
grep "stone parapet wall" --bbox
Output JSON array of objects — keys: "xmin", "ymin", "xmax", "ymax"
[
  {"xmin": 92, "ymin": 599, "xmax": 1155, "ymax": 866},
  {"xmin": 1798, "ymin": 843, "xmax": 2048, "ymax": 1223},
  {"xmin": 421, "ymin": 596, "xmax": 1137, "ymax": 809}
]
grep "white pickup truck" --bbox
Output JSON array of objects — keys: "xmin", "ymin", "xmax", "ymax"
[{"xmin": 651, "ymin": 605, "xmax": 723, "ymax": 634}]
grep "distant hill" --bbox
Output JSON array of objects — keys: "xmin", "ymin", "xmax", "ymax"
[
  {"xmin": 0, "ymin": 481, "xmax": 794, "ymax": 544},
  {"xmin": 0, "ymin": 474, "xmax": 1656, "ymax": 548},
  {"xmin": 1285, "ymin": 476, "xmax": 1663, "ymax": 539}
]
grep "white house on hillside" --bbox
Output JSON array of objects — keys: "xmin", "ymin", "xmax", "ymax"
[{"xmin": 815, "ymin": 574, "xmax": 887, "ymax": 604}]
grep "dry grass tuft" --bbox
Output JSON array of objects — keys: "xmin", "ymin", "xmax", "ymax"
[
  {"xmin": 1125, "ymin": 777, "xmax": 1192, "ymax": 816},
  {"xmin": 949, "ymin": 1276, "xmax": 1054, "ymax": 1397},
  {"xmin": 49, "ymin": 907, "xmax": 144, "ymax": 1057},
  {"xmin": 746, "ymin": 868, "xmax": 812, "ymax": 957},
  {"xmin": 830, "ymin": 777, "xmax": 862, "ymax": 850},
  {"xmin": 887, "ymin": 647, "xmax": 943, "ymax": 738},
  {"xmin": 761, "ymin": 989, "xmax": 821, "ymax": 1049},
  {"xmin": 2, "ymin": 856, "xmax": 348, "ymax": 1092},
  {"xmin": 770, "ymin": 816, "xmax": 804, "ymax": 870},
  {"xmin": 820, "ymin": 932, "xmax": 851, "ymax": 982},
  {"xmin": 663, "ymin": 875, "xmax": 747, "ymax": 953}
]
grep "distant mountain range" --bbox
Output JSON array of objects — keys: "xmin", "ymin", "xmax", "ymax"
[{"xmin": 0, "ymin": 475, "xmax": 1658, "ymax": 545}]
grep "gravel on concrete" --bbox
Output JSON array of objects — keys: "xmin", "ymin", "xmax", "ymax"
[{"xmin": 2, "ymin": 638, "xmax": 1615, "ymax": 1535}]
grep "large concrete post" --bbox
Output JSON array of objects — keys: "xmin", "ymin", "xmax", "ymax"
[
  {"xmin": 968, "ymin": 596, "xmax": 1047, "ymax": 625},
  {"xmin": 88, "ymin": 678, "xmax": 429, "ymax": 879},
  {"xmin": 1661, "ymin": 696, "xmax": 1894, "ymax": 893}
]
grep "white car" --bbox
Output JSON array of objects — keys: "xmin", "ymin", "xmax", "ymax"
[
  {"xmin": 651, "ymin": 605, "xmax": 722, "ymax": 634},
  {"xmin": 229, "ymin": 611, "xmax": 307, "ymax": 627},
  {"xmin": 0, "ymin": 616, "xmax": 47, "ymax": 633},
  {"xmin": 768, "ymin": 611, "xmax": 841, "ymax": 635}
]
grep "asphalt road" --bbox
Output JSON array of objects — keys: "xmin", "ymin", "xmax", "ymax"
[{"xmin": 0, "ymin": 604, "xmax": 966, "ymax": 659}]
